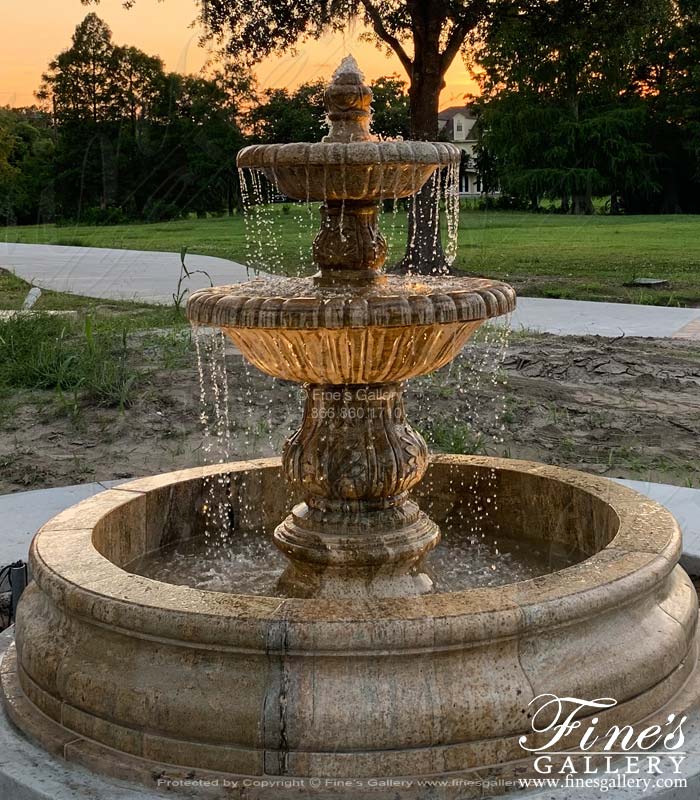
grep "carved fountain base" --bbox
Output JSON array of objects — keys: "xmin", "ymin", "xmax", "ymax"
[{"xmin": 275, "ymin": 383, "xmax": 439, "ymax": 597}]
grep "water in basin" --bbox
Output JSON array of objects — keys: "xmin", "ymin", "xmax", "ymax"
[{"xmin": 126, "ymin": 525, "xmax": 586, "ymax": 596}]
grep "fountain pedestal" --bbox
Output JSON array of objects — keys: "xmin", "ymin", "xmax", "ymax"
[
  {"xmin": 199, "ymin": 56, "xmax": 515, "ymax": 597},
  {"xmin": 275, "ymin": 383, "xmax": 438, "ymax": 597},
  {"xmin": 313, "ymin": 201, "xmax": 387, "ymax": 286}
]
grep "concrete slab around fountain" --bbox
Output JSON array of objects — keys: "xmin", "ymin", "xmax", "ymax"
[
  {"xmin": 2, "ymin": 477, "xmax": 699, "ymax": 582},
  {"xmin": 0, "ymin": 481, "xmax": 124, "ymax": 590}
]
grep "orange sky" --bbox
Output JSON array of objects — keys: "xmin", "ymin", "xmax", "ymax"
[{"xmin": 0, "ymin": 0, "xmax": 478, "ymax": 109}]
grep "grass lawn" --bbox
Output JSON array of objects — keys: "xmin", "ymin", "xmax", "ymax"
[
  {"xmin": 0, "ymin": 272, "xmax": 192, "ymax": 428},
  {"xmin": 0, "ymin": 268, "xmax": 187, "ymax": 328},
  {"xmin": 2, "ymin": 207, "xmax": 700, "ymax": 306}
]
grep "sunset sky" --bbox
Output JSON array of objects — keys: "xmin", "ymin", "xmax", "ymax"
[{"xmin": 1, "ymin": 0, "xmax": 478, "ymax": 109}]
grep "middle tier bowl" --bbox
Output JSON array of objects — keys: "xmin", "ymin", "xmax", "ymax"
[{"xmin": 187, "ymin": 276, "xmax": 516, "ymax": 384}]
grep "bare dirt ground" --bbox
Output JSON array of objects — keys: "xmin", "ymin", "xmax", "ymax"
[{"xmin": 1, "ymin": 332, "xmax": 698, "ymax": 495}]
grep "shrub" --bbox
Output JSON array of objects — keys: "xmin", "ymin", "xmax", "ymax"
[
  {"xmin": 143, "ymin": 200, "xmax": 183, "ymax": 223},
  {"xmin": 79, "ymin": 206, "xmax": 131, "ymax": 226}
]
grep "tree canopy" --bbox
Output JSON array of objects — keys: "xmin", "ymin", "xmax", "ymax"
[
  {"xmin": 29, "ymin": 13, "xmax": 248, "ymax": 224},
  {"xmin": 85, "ymin": 0, "xmax": 490, "ymax": 136},
  {"xmin": 248, "ymin": 75, "xmax": 410, "ymax": 144},
  {"xmin": 0, "ymin": 108, "xmax": 55, "ymax": 225},
  {"xmin": 474, "ymin": 0, "xmax": 700, "ymax": 213},
  {"xmin": 5, "ymin": 4, "xmax": 700, "ymax": 226},
  {"xmin": 84, "ymin": 0, "xmax": 501, "ymax": 272}
]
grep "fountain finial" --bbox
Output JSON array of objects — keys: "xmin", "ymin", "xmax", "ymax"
[{"xmin": 323, "ymin": 54, "xmax": 374, "ymax": 143}]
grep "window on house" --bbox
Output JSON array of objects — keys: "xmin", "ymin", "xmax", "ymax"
[{"xmin": 456, "ymin": 122, "xmax": 463, "ymax": 132}]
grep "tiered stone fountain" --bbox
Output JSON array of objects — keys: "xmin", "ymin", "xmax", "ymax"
[
  {"xmin": 190, "ymin": 56, "xmax": 514, "ymax": 600},
  {"xmin": 1, "ymin": 58, "xmax": 698, "ymax": 799}
]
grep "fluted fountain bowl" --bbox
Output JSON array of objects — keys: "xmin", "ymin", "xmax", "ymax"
[
  {"xmin": 237, "ymin": 141, "xmax": 461, "ymax": 202},
  {"xmin": 187, "ymin": 276, "xmax": 516, "ymax": 384}
]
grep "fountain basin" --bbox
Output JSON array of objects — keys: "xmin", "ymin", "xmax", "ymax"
[{"xmin": 3, "ymin": 456, "xmax": 698, "ymax": 794}]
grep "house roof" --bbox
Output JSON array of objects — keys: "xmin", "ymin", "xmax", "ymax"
[{"xmin": 437, "ymin": 105, "xmax": 477, "ymax": 121}]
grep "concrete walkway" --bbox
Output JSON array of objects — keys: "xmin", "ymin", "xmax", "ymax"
[
  {"xmin": 0, "ymin": 481, "xmax": 123, "ymax": 591},
  {"xmin": 2, "ymin": 243, "xmax": 699, "ymax": 339},
  {"xmin": 508, "ymin": 296, "xmax": 700, "ymax": 340},
  {"xmin": 0, "ymin": 242, "xmax": 253, "ymax": 305},
  {"xmin": 2, "ymin": 476, "xmax": 699, "ymax": 580}
]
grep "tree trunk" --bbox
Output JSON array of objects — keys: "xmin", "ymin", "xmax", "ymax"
[
  {"xmin": 572, "ymin": 189, "xmax": 594, "ymax": 215},
  {"xmin": 392, "ymin": 32, "xmax": 450, "ymax": 275}
]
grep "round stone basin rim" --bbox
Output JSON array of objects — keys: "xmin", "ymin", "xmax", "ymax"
[
  {"xmin": 187, "ymin": 277, "xmax": 516, "ymax": 330},
  {"xmin": 28, "ymin": 456, "xmax": 681, "ymax": 653},
  {"xmin": 237, "ymin": 140, "xmax": 462, "ymax": 169}
]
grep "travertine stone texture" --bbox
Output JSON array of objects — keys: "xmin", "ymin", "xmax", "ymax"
[
  {"xmin": 236, "ymin": 57, "xmax": 460, "ymax": 286},
  {"xmin": 237, "ymin": 140, "xmax": 458, "ymax": 202},
  {"xmin": 187, "ymin": 277, "xmax": 516, "ymax": 334},
  {"xmin": 4, "ymin": 457, "xmax": 698, "ymax": 794},
  {"xmin": 276, "ymin": 383, "xmax": 438, "ymax": 596},
  {"xmin": 221, "ymin": 321, "xmax": 483, "ymax": 384}
]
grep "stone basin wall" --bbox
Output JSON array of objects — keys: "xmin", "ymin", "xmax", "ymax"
[{"xmin": 3, "ymin": 456, "xmax": 697, "ymax": 792}]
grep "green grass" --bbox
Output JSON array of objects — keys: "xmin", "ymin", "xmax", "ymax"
[
  {"xmin": 3, "ymin": 207, "xmax": 700, "ymax": 306},
  {"xmin": 455, "ymin": 211, "xmax": 700, "ymax": 306},
  {"xmin": 0, "ymin": 304, "xmax": 195, "ymax": 421},
  {"xmin": 0, "ymin": 270, "xmax": 192, "ymax": 419},
  {"xmin": 0, "ymin": 269, "xmax": 188, "ymax": 328},
  {"xmin": 0, "ymin": 314, "xmax": 139, "ymax": 413}
]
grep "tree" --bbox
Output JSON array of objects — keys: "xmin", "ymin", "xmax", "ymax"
[
  {"xmin": 0, "ymin": 116, "xmax": 21, "ymax": 222},
  {"xmin": 0, "ymin": 108, "xmax": 55, "ymax": 225},
  {"xmin": 248, "ymin": 81, "xmax": 327, "ymax": 144},
  {"xmin": 248, "ymin": 76, "xmax": 408, "ymax": 145},
  {"xmin": 475, "ymin": 0, "xmax": 671, "ymax": 213},
  {"xmin": 84, "ymin": 0, "xmax": 498, "ymax": 274},
  {"xmin": 164, "ymin": 74, "xmax": 247, "ymax": 217},
  {"xmin": 628, "ymin": 0, "xmax": 700, "ymax": 211},
  {"xmin": 40, "ymin": 13, "xmax": 116, "ymax": 124},
  {"xmin": 370, "ymin": 75, "xmax": 410, "ymax": 139},
  {"xmin": 39, "ymin": 14, "xmax": 126, "ymax": 213},
  {"xmin": 36, "ymin": 13, "xmax": 248, "ymax": 222},
  {"xmin": 476, "ymin": 91, "xmax": 659, "ymax": 213}
]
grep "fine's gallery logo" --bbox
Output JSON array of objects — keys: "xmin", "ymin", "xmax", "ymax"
[{"xmin": 519, "ymin": 694, "xmax": 687, "ymax": 778}]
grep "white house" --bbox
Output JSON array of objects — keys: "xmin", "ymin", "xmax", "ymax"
[{"xmin": 437, "ymin": 106, "xmax": 482, "ymax": 195}]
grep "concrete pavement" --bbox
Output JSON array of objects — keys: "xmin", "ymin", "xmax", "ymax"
[
  {"xmin": 0, "ymin": 242, "xmax": 253, "ymax": 305},
  {"xmin": 0, "ymin": 481, "xmax": 123, "ymax": 591},
  {"xmin": 2, "ymin": 242, "xmax": 699, "ymax": 338},
  {"xmin": 614, "ymin": 478, "xmax": 700, "ymax": 575},
  {"xmin": 507, "ymin": 296, "xmax": 700, "ymax": 340}
]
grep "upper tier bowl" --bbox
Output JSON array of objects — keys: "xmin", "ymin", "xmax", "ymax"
[{"xmin": 237, "ymin": 141, "xmax": 461, "ymax": 202}]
